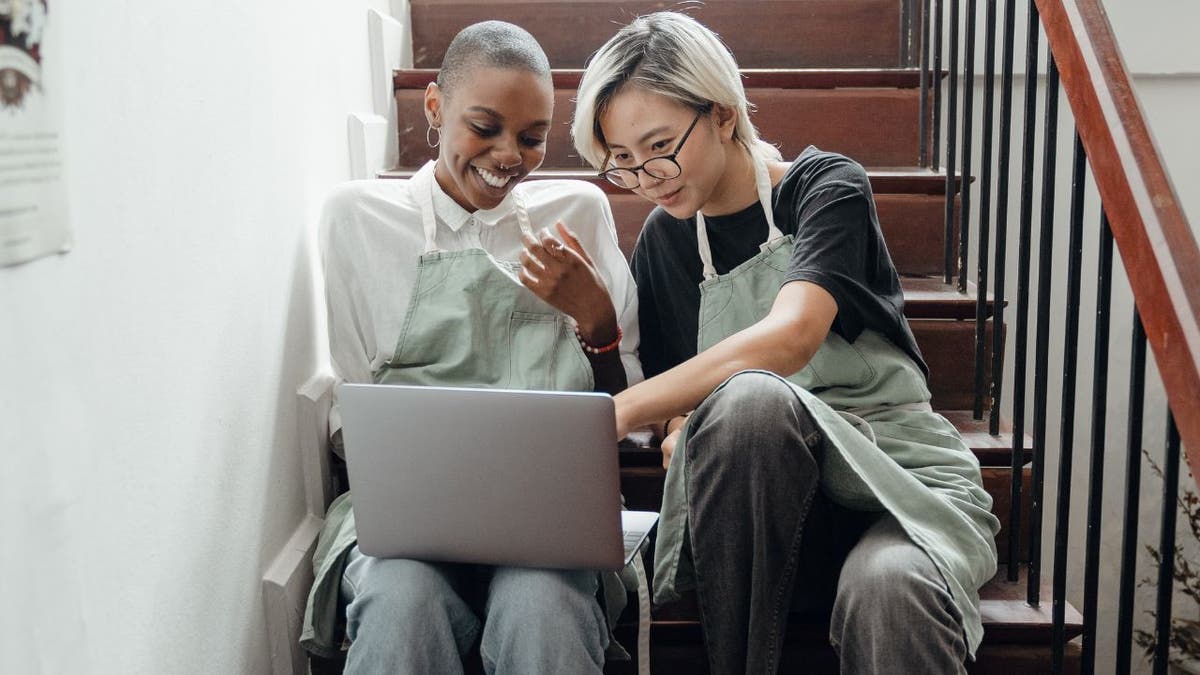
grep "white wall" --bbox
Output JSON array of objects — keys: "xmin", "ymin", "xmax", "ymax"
[{"xmin": 0, "ymin": 1, "xmax": 388, "ymax": 672}]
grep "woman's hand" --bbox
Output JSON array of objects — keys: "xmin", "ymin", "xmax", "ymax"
[{"xmin": 518, "ymin": 222, "xmax": 618, "ymax": 345}]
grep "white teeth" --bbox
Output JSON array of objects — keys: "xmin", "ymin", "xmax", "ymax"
[{"xmin": 474, "ymin": 166, "xmax": 512, "ymax": 189}]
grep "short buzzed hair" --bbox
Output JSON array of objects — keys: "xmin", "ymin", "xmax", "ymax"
[{"xmin": 436, "ymin": 21, "xmax": 552, "ymax": 94}]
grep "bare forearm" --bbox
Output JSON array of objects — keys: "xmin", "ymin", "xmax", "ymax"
[
  {"xmin": 616, "ymin": 314, "xmax": 817, "ymax": 432},
  {"xmin": 614, "ymin": 280, "xmax": 837, "ymax": 436}
]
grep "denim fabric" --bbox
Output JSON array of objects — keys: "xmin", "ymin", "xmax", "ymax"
[
  {"xmin": 683, "ymin": 371, "xmax": 966, "ymax": 674},
  {"xmin": 340, "ymin": 546, "xmax": 608, "ymax": 674}
]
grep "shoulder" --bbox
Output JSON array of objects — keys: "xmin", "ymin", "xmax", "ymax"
[
  {"xmin": 783, "ymin": 147, "xmax": 871, "ymax": 195},
  {"xmin": 319, "ymin": 179, "xmax": 421, "ymax": 256}
]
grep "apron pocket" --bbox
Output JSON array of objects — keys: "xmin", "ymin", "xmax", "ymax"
[
  {"xmin": 508, "ymin": 311, "xmax": 561, "ymax": 389},
  {"xmin": 803, "ymin": 331, "xmax": 876, "ymax": 390}
]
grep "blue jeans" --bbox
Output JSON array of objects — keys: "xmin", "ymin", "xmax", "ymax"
[
  {"xmin": 340, "ymin": 546, "xmax": 608, "ymax": 674},
  {"xmin": 684, "ymin": 371, "xmax": 968, "ymax": 674}
]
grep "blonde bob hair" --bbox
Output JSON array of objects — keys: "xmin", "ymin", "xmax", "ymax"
[{"xmin": 571, "ymin": 11, "xmax": 781, "ymax": 170}]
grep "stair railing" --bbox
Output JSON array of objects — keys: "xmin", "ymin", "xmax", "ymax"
[{"xmin": 926, "ymin": 0, "xmax": 1199, "ymax": 672}]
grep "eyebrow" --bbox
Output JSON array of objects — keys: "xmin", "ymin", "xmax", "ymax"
[
  {"xmin": 465, "ymin": 106, "xmax": 551, "ymax": 129},
  {"xmin": 607, "ymin": 125, "xmax": 673, "ymax": 150}
]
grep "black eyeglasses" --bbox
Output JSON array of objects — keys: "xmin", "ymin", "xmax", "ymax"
[{"xmin": 598, "ymin": 111, "xmax": 703, "ymax": 189}]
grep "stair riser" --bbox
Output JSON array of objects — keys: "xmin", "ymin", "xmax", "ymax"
[
  {"xmin": 918, "ymin": 318, "xmax": 999, "ymax": 411},
  {"xmin": 601, "ymin": 639, "xmax": 1080, "ymax": 674},
  {"xmin": 396, "ymin": 88, "xmax": 922, "ymax": 169},
  {"xmin": 409, "ymin": 0, "xmax": 906, "ymax": 70}
]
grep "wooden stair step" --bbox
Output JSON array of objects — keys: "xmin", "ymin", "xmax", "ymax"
[
  {"xmin": 606, "ymin": 567, "xmax": 1078, "ymax": 673},
  {"xmin": 409, "ymin": 0, "xmax": 908, "ymax": 70},
  {"xmin": 902, "ymin": 277, "xmax": 996, "ymax": 320},
  {"xmin": 393, "ymin": 68, "xmax": 928, "ymax": 91},
  {"xmin": 379, "ymin": 167, "xmax": 958, "ymax": 194},
  {"xmin": 394, "ymin": 68, "xmax": 926, "ymax": 168},
  {"xmin": 940, "ymin": 409, "xmax": 1034, "ymax": 466}
]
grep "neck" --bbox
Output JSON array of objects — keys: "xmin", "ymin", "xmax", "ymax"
[
  {"xmin": 433, "ymin": 159, "xmax": 478, "ymax": 213},
  {"xmin": 700, "ymin": 144, "xmax": 758, "ymax": 217}
]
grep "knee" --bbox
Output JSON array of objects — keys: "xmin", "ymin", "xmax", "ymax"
[
  {"xmin": 699, "ymin": 370, "xmax": 795, "ymax": 420},
  {"xmin": 832, "ymin": 539, "xmax": 954, "ymax": 632},
  {"xmin": 690, "ymin": 370, "xmax": 818, "ymax": 466},
  {"xmin": 487, "ymin": 568, "xmax": 600, "ymax": 628},
  {"xmin": 344, "ymin": 556, "xmax": 458, "ymax": 626}
]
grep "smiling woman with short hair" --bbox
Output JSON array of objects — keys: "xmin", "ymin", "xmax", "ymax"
[{"xmin": 299, "ymin": 20, "xmax": 643, "ymax": 673}]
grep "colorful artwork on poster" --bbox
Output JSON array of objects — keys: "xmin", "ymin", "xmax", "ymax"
[{"xmin": 0, "ymin": 0, "xmax": 70, "ymax": 268}]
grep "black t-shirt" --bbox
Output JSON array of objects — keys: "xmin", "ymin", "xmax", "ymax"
[{"xmin": 630, "ymin": 146, "xmax": 928, "ymax": 379}]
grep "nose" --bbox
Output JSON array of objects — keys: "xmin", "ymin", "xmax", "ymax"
[
  {"xmin": 637, "ymin": 169, "xmax": 665, "ymax": 189},
  {"xmin": 494, "ymin": 134, "xmax": 522, "ymax": 169}
]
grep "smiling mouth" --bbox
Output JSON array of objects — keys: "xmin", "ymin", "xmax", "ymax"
[
  {"xmin": 653, "ymin": 187, "xmax": 682, "ymax": 204},
  {"xmin": 474, "ymin": 165, "xmax": 515, "ymax": 189}
]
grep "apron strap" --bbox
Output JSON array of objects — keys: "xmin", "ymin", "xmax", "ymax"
[
  {"xmin": 510, "ymin": 187, "xmax": 536, "ymax": 239},
  {"xmin": 695, "ymin": 151, "xmax": 783, "ymax": 279},
  {"xmin": 631, "ymin": 552, "xmax": 651, "ymax": 675},
  {"xmin": 414, "ymin": 161, "xmax": 441, "ymax": 254}
]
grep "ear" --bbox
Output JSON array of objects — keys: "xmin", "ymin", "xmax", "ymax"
[
  {"xmin": 424, "ymin": 82, "xmax": 442, "ymax": 128},
  {"xmin": 712, "ymin": 104, "xmax": 738, "ymax": 143}
]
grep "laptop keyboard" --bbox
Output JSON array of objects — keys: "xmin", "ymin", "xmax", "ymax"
[{"xmin": 623, "ymin": 530, "xmax": 647, "ymax": 556}]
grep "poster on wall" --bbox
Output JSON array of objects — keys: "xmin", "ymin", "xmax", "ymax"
[{"xmin": 0, "ymin": 0, "xmax": 69, "ymax": 268}]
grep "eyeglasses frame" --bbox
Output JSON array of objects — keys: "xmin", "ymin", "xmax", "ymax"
[{"xmin": 598, "ymin": 110, "xmax": 705, "ymax": 189}]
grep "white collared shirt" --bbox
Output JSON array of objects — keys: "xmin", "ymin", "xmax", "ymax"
[{"xmin": 320, "ymin": 174, "xmax": 642, "ymax": 433}]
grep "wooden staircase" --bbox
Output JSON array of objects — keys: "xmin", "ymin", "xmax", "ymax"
[{"xmin": 342, "ymin": 0, "xmax": 1085, "ymax": 671}]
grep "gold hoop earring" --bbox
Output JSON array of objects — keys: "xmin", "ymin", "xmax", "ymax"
[{"xmin": 426, "ymin": 125, "xmax": 441, "ymax": 148}]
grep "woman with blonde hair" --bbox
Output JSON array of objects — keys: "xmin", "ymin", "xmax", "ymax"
[{"xmin": 573, "ymin": 11, "xmax": 999, "ymax": 674}]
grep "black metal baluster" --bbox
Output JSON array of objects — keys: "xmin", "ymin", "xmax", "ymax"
[
  {"xmin": 1051, "ymin": 133, "xmax": 1086, "ymax": 673},
  {"xmin": 1007, "ymin": 0, "xmax": 1040, "ymax": 584},
  {"xmin": 920, "ymin": 0, "xmax": 932, "ymax": 166},
  {"xmin": 1081, "ymin": 211, "xmax": 1113, "ymax": 675},
  {"xmin": 1153, "ymin": 412, "xmax": 1181, "ymax": 675},
  {"xmin": 972, "ymin": 0, "xmax": 998, "ymax": 419},
  {"xmin": 933, "ymin": 0, "xmax": 945, "ymax": 171},
  {"xmin": 943, "ymin": 0, "xmax": 961, "ymax": 284},
  {"xmin": 1028, "ymin": 51, "xmax": 1059, "ymax": 607},
  {"xmin": 958, "ymin": 0, "xmax": 977, "ymax": 294},
  {"xmin": 1115, "ymin": 311, "xmax": 1147, "ymax": 675}
]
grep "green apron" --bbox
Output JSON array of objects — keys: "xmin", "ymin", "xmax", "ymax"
[
  {"xmin": 651, "ymin": 156, "xmax": 1000, "ymax": 656},
  {"xmin": 301, "ymin": 162, "xmax": 642, "ymax": 664}
]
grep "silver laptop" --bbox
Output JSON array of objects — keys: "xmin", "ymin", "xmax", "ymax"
[{"xmin": 338, "ymin": 383, "xmax": 658, "ymax": 571}]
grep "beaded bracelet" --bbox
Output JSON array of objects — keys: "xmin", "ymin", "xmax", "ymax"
[{"xmin": 574, "ymin": 323, "xmax": 623, "ymax": 355}]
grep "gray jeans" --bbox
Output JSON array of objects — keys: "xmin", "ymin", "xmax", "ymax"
[{"xmin": 683, "ymin": 371, "xmax": 968, "ymax": 674}]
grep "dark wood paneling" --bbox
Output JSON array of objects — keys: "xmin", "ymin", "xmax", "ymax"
[{"xmin": 409, "ymin": 0, "xmax": 903, "ymax": 69}]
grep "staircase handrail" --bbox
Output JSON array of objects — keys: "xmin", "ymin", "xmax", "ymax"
[{"xmin": 1037, "ymin": 0, "xmax": 1199, "ymax": 468}]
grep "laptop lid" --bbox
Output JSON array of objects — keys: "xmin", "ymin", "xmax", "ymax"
[{"xmin": 338, "ymin": 383, "xmax": 628, "ymax": 570}]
